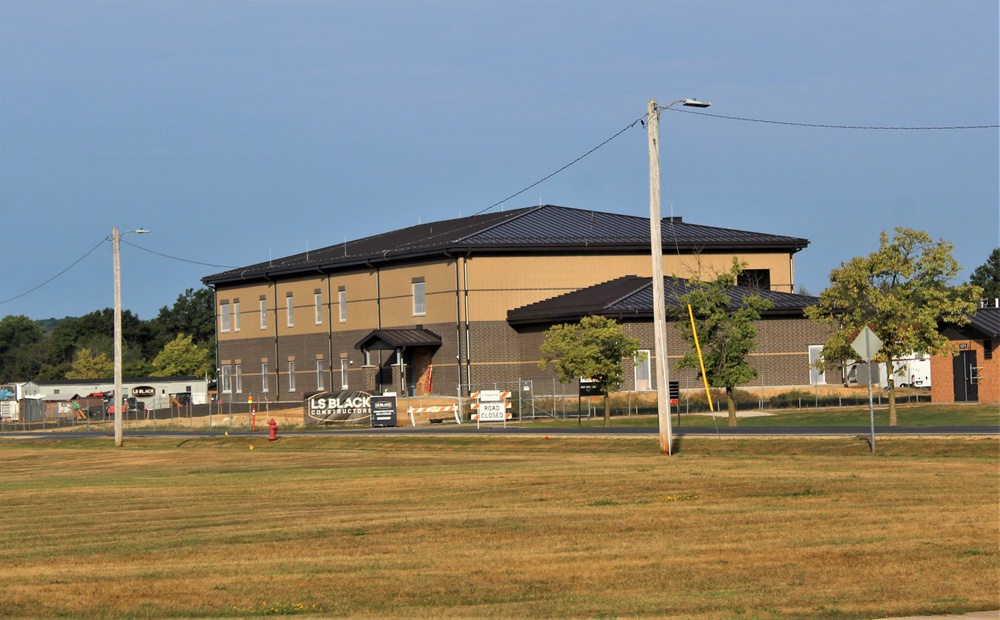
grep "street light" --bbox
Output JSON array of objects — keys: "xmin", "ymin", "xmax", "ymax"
[
  {"xmin": 113, "ymin": 226, "xmax": 150, "ymax": 448},
  {"xmin": 648, "ymin": 98, "xmax": 711, "ymax": 455}
]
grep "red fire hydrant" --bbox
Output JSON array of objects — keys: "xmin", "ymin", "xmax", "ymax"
[{"xmin": 268, "ymin": 418, "xmax": 278, "ymax": 441}]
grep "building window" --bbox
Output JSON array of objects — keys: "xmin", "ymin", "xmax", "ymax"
[
  {"xmin": 261, "ymin": 362, "xmax": 269, "ymax": 393},
  {"xmin": 220, "ymin": 301, "xmax": 230, "ymax": 333},
  {"xmin": 316, "ymin": 359, "xmax": 325, "ymax": 391},
  {"xmin": 634, "ymin": 350, "xmax": 651, "ymax": 391},
  {"xmin": 286, "ymin": 294, "xmax": 294, "ymax": 327},
  {"xmin": 221, "ymin": 365, "xmax": 232, "ymax": 394},
  {"xmin": 315, "ymin": 291, "xmax": 323, "ymax": 325},
  {"xmin": 260, "ymin": 298, "xmax": 267, "ymax": 330},
  {"xmin": 235, "ymin": 364, "xmax": 243, "ymax": 393},
  {"xmin": 233, "ymin": 300, "xmax": 240, "ymax": 332},
  {"xmin": 339, "ymin": 287, "xmax": 347, "ymax": 323},
  {"xmin": 341, "ymin": 359, "xmax": 349, "ymax": 389},
  {"xmin": 413, "ymin": 279, "xmax": 426, "ymax": 316},
  {"xmin": 737, "ymin": 269, "xmax": 771, "ymax": 290},
  {"xmin": 288, "ymin": 361, "xmax": 296, "ymax": 392},
  {"xmin": 808, "ymin": 345, "xmax": 826, "ymax": 385}
]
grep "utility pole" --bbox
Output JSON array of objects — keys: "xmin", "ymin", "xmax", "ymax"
[
  {"xmin": 112, "ymin": 226, "xmax": 149, "ymax": 448},
  {"xmin": 648, "ymin": 97, "xmax": 711, "ymax": 455},
  {"xmin": 648, "ymin": 100, "xmax": 672, "ymax": 455},
  {"xmin": 113, "ymin": 227, "xmax": 124, "ymax": 448}
]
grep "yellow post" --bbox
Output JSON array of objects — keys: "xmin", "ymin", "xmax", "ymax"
[{"xmin": 687, "ymin": 304, "xmax": 714, "ymax": 412}]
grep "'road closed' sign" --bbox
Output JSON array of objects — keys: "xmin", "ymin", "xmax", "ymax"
[{"xmin": 477, "ymin": 402, "xmax": 507, "ymax": 421}]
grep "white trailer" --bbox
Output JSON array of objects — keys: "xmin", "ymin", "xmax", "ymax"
[{"xmin": 849, "ymin": 353, "xmax": 931, "ymax": 389}]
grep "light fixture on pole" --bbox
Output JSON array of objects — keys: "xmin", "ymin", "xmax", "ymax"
[
  {"xmin": 648, "ymin": 98, "xmax": 710, "ymax": 456},
  {"xmin": 113, "ymin": 226, "xmax": 150, "ymax": 448}
]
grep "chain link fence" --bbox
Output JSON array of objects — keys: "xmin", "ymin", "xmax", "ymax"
[{"xmin": 459, "ymin": 377, "xmax": 932, "ymax": 421}]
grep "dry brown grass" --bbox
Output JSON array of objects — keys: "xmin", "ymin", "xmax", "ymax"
[{"xmin": 0, "ymin": 435, "xmax": 996, "ymax": 619}]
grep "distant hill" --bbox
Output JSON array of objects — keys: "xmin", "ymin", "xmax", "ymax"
[{"xmin": 36, "ymin": 317, "xmax": 69, "ymax": 331}]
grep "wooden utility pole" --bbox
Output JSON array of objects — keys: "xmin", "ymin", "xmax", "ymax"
[
  {"xmin": 113, "ymin": 227, "xmax": 124, "ymax": 448},
  {"xmin": 648, "ymin": 100, "xmax": 673, "ymax": 455}
]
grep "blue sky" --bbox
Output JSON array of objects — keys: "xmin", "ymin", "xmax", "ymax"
[{"xmin": 1, "ymin": 1, "xmax": 997, "ymax": 321}]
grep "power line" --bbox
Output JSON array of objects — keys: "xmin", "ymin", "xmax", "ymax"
[
  {"xmin": 473, "ymin": 117, "xmax": 645, "ymax": 216},
  {"xmin": 667, "ymin": 106, "xmax": 999, "ymax": 130},
  {"xmin": 121, "ymin": 238, "xmax": 237, "ymax": 269},
  {"xmin": 472, "ymin": 108, "xmax": 996, "ymax": 220},
  {"xmin": 0, "ymin": 236, "xmax": 235, "ymax": 309},
  {"xmin": 0, "ymin": 238, "xmax": 108, "ymax": 306}
]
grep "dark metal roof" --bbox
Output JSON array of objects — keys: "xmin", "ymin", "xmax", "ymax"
[
  {"xmin": 354, "ymin": 329, "xmax": 442, "ymax": 351},
  {"xmin": 964, "ymin": 307, "xmax": 1000, "ymax": 338},
  {"xmin": 203, "ymin": 205, "xmax": 809, "ymax": 286},
  {"xmin": 507, "ymin": 275, "xmax": 819, "ymax": 325}
]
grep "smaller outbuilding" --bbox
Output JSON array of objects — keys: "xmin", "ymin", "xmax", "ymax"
[{"xmin": 930, "ymin": 302, "xmax": 999, "ymax": 404}]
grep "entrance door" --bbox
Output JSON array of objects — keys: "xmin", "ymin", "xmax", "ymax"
[{"xmin": 952, "ymin": 350, "xmax": 979, "ymax": 402}]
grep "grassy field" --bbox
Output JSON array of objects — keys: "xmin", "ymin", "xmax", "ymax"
[{"xmin": 0, "ymin": 435, "xmax": 997, "ymax": 619}]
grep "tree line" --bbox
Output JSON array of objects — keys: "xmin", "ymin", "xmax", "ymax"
[{"xmin": 0, "ymin": 288, "xmax": 216, "ymax": 384}]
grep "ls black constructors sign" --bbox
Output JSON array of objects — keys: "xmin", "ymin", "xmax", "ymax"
[{"xmin": 304, "ymin": 391, "xmax": 397, "ymax": 427}]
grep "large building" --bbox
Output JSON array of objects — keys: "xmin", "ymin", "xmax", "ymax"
[{"xmin": 202, "ymin": 204, "xmax": 826, "ymax": 404}]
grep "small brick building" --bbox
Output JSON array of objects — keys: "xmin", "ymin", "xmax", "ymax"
[{"xmin": 931, "ymin": 305, "xmax": 1000, "ymax": 404}]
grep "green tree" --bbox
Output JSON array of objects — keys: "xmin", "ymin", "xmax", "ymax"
[
  {"xmin": 0, "ymin": 315, "xmax": 46, "ymax": 382},
  {"xmin": 676, "ymin": 259, "xmax": 773, "ymax": 427},
  {"xmin": 151, "ymin": 334, "xmax": 213, "ymax": 377},
  {"xmin": 151, "ymin": 288, "xmax": 216, "ymax": 347},
  {"xmin": 48, "ymin": 308, "xmax": 154, "ymax": 370},
  {"xmin": 538, "ymin": 315, "xmax": 640, "ymax": 428},
  {"xmin": 806, "ymin": 228, "xmax": 980, "ymax": 425},
  {"xmin": 968, "ymin": 247, "xmax": 1000, "ymax": 302},
  {"xmin": 66, "ymin": 347, "xmax": 114, "ymax": 379}
]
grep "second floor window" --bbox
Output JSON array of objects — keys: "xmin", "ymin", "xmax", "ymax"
[
  {"xmin": 315, "ymin": 292, "xmax": 323, "ymax": 325},
  {"xmin": 413, "ymin": 280, "xmax": 426, "ymax": 315},
  {"xmin": 260, "ymin": 298, "xmax": 267, "ymax": 330},
  {"xmin": 220, "ymin": 302, "xmax": 230, "ymax": 333},
  {"xmin": 286, "ymin": 294, "xmax": 294, "ymax": 327},
  {"xmin": 233, "ymin": 300, "xmax": 240, "ymax": 332},
  {"xmin": 339, "ymin": 288, "xmax": 347, "ymax": 322}
]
